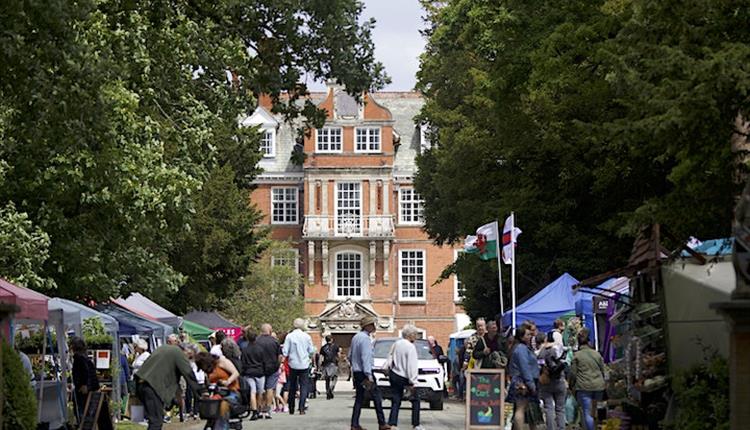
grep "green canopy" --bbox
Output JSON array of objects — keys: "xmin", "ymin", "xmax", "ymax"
[{"xmin": 181, "ymin": 319, "xmax": 213, "ymax": 342}]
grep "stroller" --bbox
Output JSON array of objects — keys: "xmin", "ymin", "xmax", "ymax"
[{"xmin": 199, "ymin": 383, "xmax": 251, "ymax": 430}]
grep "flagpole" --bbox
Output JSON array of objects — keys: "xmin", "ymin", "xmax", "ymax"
[
  {"xmin": 493, "ymin": 220, "xmax": 504, "ymax": 316},
  {"xmin": 511, "ymin": 212, "xmax": 517, "ymax": 331}
]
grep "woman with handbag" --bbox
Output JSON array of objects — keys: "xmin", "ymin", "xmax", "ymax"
[
  {"xmin": 569, "ymin": 329, "xmax": 606, "ymax": 430},
  {"xmin": 507, "ymin": 325, "xmax": 540, "ymax": 430}
]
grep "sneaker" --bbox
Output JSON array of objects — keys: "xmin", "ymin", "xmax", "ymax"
[
  {"xmin": 249, "ymin": 411, "xmax": 260, "ymax": 421},
  {"xmin": 413, "ymin": 426, "xmax": 426, "ymax": 430},
  {"xmin": 263, "ymin": 412, "xmax": 272, "ymax": 419}
]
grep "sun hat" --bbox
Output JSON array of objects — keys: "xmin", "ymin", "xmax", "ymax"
[
  {"xmin": 360, "ymin": 316, "xmax": 377, "ymax": 328},
  {"xmin": 134, "ymin": 338, "xmax": 148, "ymax": 350}
]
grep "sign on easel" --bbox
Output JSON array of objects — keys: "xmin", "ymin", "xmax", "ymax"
[
  {"xmin": 465, "ymin": 369, "xmax": 505, "ymax": 429},
  {"xmin": 79, "ymin": 389, "xmax": 113, "ymax": 430}
]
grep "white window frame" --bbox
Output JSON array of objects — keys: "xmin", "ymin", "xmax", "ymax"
[
  {"xmin": 271, "ymin": 187, "xmax": 298, "ymax": 225},
  {"xmin": 259, "ymin": 128, "xmax": 276, "ymax": 158},
  {"xmin": 334, "ymin": 251, "xmax": 364, "ymax": 299},
  {"xmin": 271, "ymin": 249, "xmax": 300, "ymax": 273},
  {"xmin": 454, "ymin": 249, "xmax": 465, "ymax": 302},
  {"xmin": 315, "ymin": 127, "xmax": 343, "ymax": 153},
  {"xmin": 398, "ymin": 188, "xmax": 425, "ymax": 225},
  {"xmin": 354, "ymin": 127, "xmax": 381, "ymax": 153},
  {"xmin": 399, "ymin": 249, "xmax": 426, "ymax": 302},
  {"xmin": 335, "ymin": 181, "xmax": 362, "ymax": 236}
]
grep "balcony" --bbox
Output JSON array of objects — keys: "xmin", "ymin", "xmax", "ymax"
[{"xmin": 303, "ymin": 214, "xmax": 394, "ymax": 239}]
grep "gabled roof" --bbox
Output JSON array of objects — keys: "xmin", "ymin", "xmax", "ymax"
[{"xmin": 241, "ymin": 106, "xmax": 279, "ymax": 127}]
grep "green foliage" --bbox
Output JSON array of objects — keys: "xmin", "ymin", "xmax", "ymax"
[
  {"xmin": 168, "ymin": 164, "xmax": 265, "ymax": 312},
  {"xmin": 668, "ymin": 354, "xmax": 729, "ymax": 430},
  {"xmin": 416, "ymin": 0, "xmax": 746, "ymax": 313},
  {"xmin": 0, "ymin": 158, "xmax": 54, "ymax": 291},
  {"xmin": 82, "ymin": 317, "xmax": 113, "ymax": 347},
  {"xmin": 0, "ymin": 0, "xmax": 387, "ymax": 304},
  {"xmin": 13, "ymin": 330, "xmax": 45, "ymax": 353},
  {"xmin": 2, "ymin": 341, "xmax": 37, "ymax": 430},
  {"xmin": 223, "ymin": 241, "xmax": 305, "ymax": 333}
]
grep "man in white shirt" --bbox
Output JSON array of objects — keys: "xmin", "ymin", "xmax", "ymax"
[
  {"xmin": 209, "ymin": 331, "xmax": 225, "ymax": 357},
  {"xmin": 387, "ymin": 324, "xmax": 424, "ymax": 430},
  {"xmin": 282, "ymin": 318, "xmax": 315, "ymax": 415}
]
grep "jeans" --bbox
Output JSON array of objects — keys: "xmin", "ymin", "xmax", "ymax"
[
  {"xmin": 540, "ymin": 378, "xmax": 566, "ymax": 430},
  {"xmin": 212, "ymin": 392, "xmax": 239, "ymax": 430},
  {"xmin": 288, "ymin": 368, "xmax": 310, "ymax": 414},
  {"xmin": 576, "ymin": 390, "xmax": 603, "ymax": 430},
  {"xmin": 324, "ymin": 363, "xmax": 339, "ymax": 398},
  {"xmin": 388, "ymin": 372, "xmax": 420, "ymax": 427},
  {"xmin": 185, "ymin": 388, "xmax": 194, "ymax": 415},
  {"xmin": 136, "ymin": 379, "xmax": 165, "ymax": 430},
  {"xmin": 351, "ymin": 371, "xmax": 386, "ymax": 427}
]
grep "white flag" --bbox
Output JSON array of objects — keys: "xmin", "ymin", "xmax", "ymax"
[{"xmin": 502, "ymin": 214, "xmax": 522, "ymax": 265}]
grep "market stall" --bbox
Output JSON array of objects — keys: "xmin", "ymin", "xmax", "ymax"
[
  {"xmin": 181, "ymin": 318, "xmax": 213, "ymax": 343},
  {"xmin": 48, "ymin": 298, "xmax": 122, "ymax": 412},
  {"xmin": 184, "ymin": 310, "xmax": 242, "ymax": 340},
  {"xmin": 0, "ymin": 278, "xmax": 68, "ymax": 429},
  {"xmin": 97, "ymin": 303, "xmax": 170, "ymax": 349},
  {"xmin": 113, "ymin": 292, "xmax": 181, "ymax": 328},
  {"xmin": 500, "ymin": 273, "xmax": 596, "ymax": 335}
]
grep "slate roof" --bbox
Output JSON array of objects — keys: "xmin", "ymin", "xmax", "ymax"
[{"xmin": 254, "ymin": 91, "xmax": 424, "ymax": 178}]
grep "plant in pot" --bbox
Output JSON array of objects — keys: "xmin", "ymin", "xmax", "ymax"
[
  {"xmin": 82, "ymin": 317, "xmax": 113, "ymax": 350},
  {"xmin": 14, "ymin": 330, "xmax": 44, "ymax": 354}
]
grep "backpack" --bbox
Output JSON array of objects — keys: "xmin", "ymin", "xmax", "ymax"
[
  {"xmin": 544, "ymin": 352, "xmax": 566, "ymax": 379},
  {"xmin": 321, "ymin": 344, "xmax": 338, "ymax": 364}
]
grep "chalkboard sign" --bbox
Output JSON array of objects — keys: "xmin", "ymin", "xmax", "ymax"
[
  {"xmin": 465, "ymin": 369, "xmax": 504, "ymax": 429},
  {"xmin": 78, "ymin": 390, "xmax": 113, "ymax": 430}
]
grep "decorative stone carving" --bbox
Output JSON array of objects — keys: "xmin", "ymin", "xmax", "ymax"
[
  {"xmin": 336, "ymin": 298, "xmax": 360, "ymax": 319},
  {"xmin": 317, "ymin": 299, "xmax": 392, "ymax": 334}
]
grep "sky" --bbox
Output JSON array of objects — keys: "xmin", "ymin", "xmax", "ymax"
[{"xmin": 308, "ymin": 0, "xmax": 426, "ymax": 92}]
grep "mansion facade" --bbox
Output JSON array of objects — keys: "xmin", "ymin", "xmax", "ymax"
[{"xmin": 247, "ymin": 84, "xmax": 468, "ymax": 348}]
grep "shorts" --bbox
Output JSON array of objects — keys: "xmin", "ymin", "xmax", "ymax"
[
  {"xmin": 264, "ymin": 371, "xmax": 280, "ymax": 391},
  {"xmin": 245, "ymin": 376, "xmax": 265, "ymax": 394}
]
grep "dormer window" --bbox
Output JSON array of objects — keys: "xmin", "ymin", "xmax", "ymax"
[
  {"xmin": 260, "ymin": 129, "xmax": 275, "ymax": 157},
  {"xmin": 241, "ymin": 106, "xmax": 279, "ymax": 159},
  {"xmin": 316, "ymin": 127, "xmax": 343, "ymax": 153},
  {"xmin": 355, "ymin": 127, "xmax": 381, "ymax": 153}
]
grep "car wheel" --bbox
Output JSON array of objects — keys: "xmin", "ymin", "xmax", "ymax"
[{"xmin": 429, "ymin": 396, "xmax": 444, "ymax": 411}]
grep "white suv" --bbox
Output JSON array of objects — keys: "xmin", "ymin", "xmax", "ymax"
[{"xmin": 368, "ymin": 337, "xmax": 445, "ymax": 410}]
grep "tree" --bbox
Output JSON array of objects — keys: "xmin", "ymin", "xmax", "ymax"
[
  {"xmin": 416, "ymin": 0, "xmax": 747, "ymax": 316},
  {"xmin": 223, "ymin": 241, "xmax": 305, "ymax": 333},
  {"xmin": 168, "ymin": 165, "xmax": 265, "ymax": 312},
  {"xmin": 0, "ymin": 0, "xmax": 387, "ymax": 301},
  {"xmin": 0, "ymin": 157, "xmax": 54, "ymax": 291}
]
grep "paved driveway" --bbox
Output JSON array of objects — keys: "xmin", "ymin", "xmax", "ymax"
[{"xmin": 144, "ymin": 380, "xmax": 466, "ymax": 430}]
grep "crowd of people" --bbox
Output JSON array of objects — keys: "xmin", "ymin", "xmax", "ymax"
[
  {"xmin": 66, "ymin": 315, "xmax": 426, "ymax": 430},
  {"xmin": 66, "ymin": 313, "xmax": 605, "ymax": 430},
  {"xmin": 451, "ymin": 317, "xmax": 607, "ymax": 430}
]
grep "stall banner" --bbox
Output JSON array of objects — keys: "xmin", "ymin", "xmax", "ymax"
[{"xmin": 217, "ymin": 327, "xmax": 242, "ymax": 341}]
